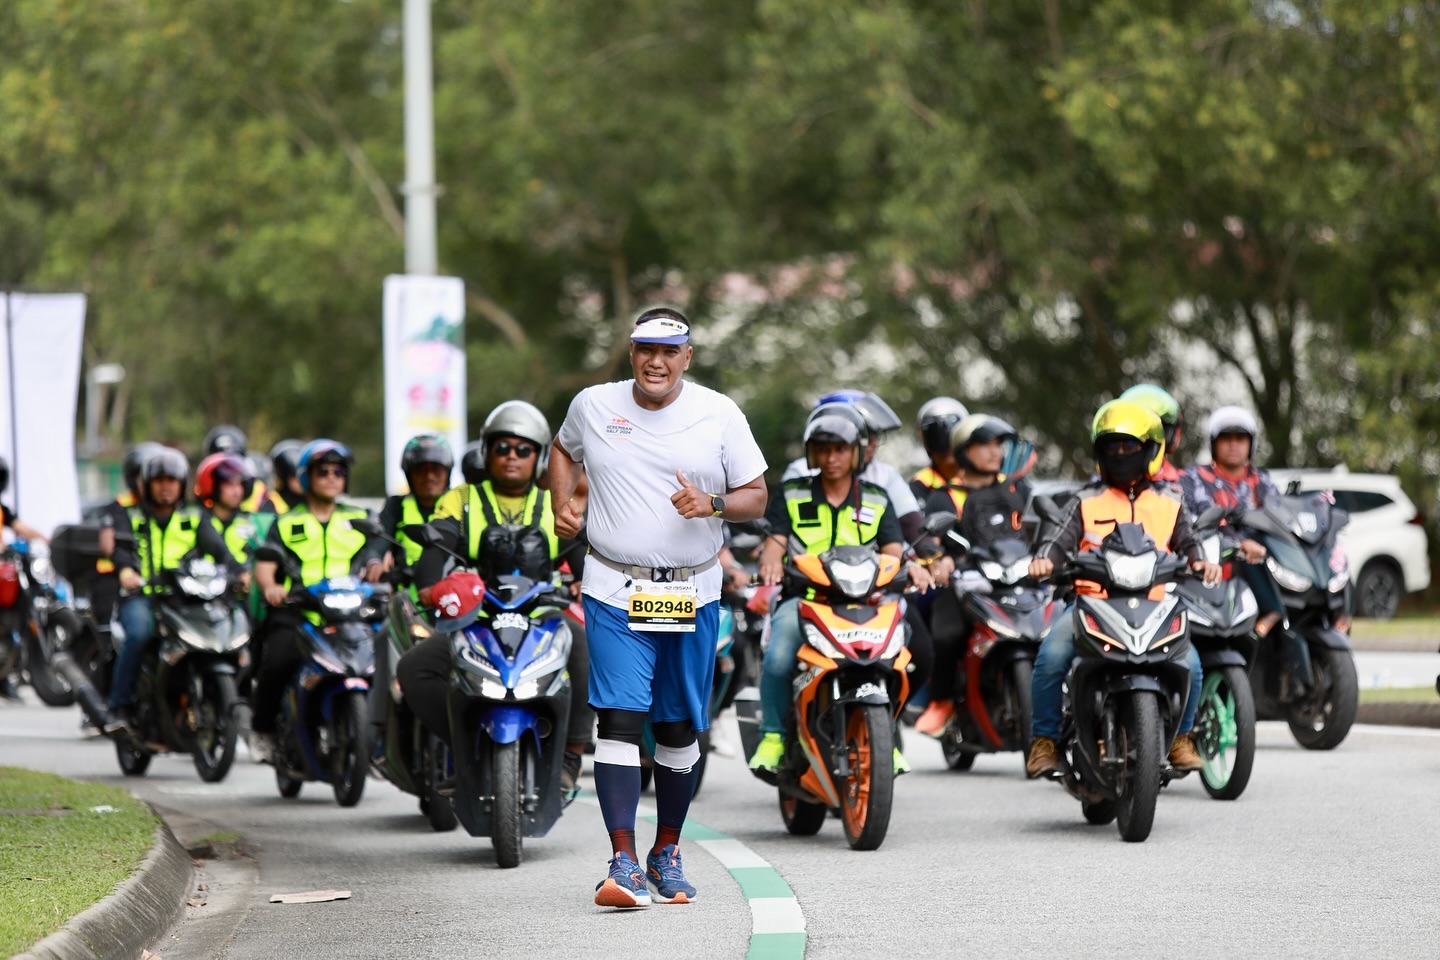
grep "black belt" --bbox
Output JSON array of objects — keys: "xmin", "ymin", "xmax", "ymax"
[{"xmin": 587, "ymin": 549, "xmax": 718, "ymax": 582}]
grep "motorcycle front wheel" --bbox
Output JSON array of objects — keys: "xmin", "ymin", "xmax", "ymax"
[
  {"xmin": 27, "ymin": 614, "xmax": 76, "ymax": 707},
  {"xmin": 492, "ymin": 739, "xmax": 526, "ymax": 868},
  {"xmin": 840, "ymin": 703, "xmax": 894, "ymax": 851},
  {"xmin": 1115, "ymin": 692, "xmax": 1162, "ymax": 843},
  {"xmin": 330, "ymin": 693, "xmax": 369, "ymax": 807},
  {"xmin": 116, "ymin": 738, "xmax": 152, "ymax": 777},
  {"xmin": 1287, "ymin": 646, "xmax": 1358, "ymax": 750},
  {"xmin": 424, "ymin": 733, "xmax": 457, "ymax": 832},
  {"xmin": 191, "ymin": 673, "xmax": 239, "ymax": 782},
  {"xmin": 1197, "ymin": 665, "xmax": 1256, "ymax": 800}
]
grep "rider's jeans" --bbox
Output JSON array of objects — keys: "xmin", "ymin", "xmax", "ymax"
[
  {"xmin": 109, "ymin": 595, "xmax": 155, "ymax": 709},
  {"xmin": 760, "ymin": 597, "xmax": 804, "ymax": 735},
  {"xmin": 1030, "ymin": 603, "xmax": 1203, "ymax": 741}
]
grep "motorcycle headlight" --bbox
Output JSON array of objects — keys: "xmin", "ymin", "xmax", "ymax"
[
  {"xmin": 1003, "ymin": 559, "xmax": 1030, "ymax": 585},
  {"xmin": 979, "ymin": 561, "xmax": 1004, "ymax": 582},
  {"xmin": 1327, "ymin": 572, "xmax": 1349, "ymax": 593},
  {"xmin": 321, "ymin": 592, "xmax": 364, "ymax": 614},
  {"xmin": 1266, "ymin": 556, "xmax": 1312, "ymax": 592},
  {"xmin": 178, "ymin": 575, "xmax": 227, "ymax": 601},
  {"xmin": 1201, "ymin": 535, "xmax": 1223, "ymax": 566},
  {"xmin": 801, "ymin": 622, "xmax": 846, "ymax": 661},
  {"xmin": 29, "ymin": 556, "xmax": 54, "ymax": 586},
  {"xmin": 227, "ymin": 630, "xmax": 251, "ymax": 651},
  {"xmin": 1106, "ymin": 553, "xmax": 1157, "ymax": 591},
  {"xmin": 827, "ymin": 558, "xmax": 877, "ymax": 598},
  {"xmin": 518, "ymin": 644, "xmax": 567, "ymax": 682}
]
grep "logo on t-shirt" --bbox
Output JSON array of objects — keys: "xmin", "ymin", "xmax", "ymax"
[{"xmin": 605, "ymin": 416, "xmax": 634, "ymax": 438}]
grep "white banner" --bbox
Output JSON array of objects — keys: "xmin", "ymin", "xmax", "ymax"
[
  {"xmin": 382, "ymin": 275, "xmax": 467, "ymax": 495},
  {"xmin": 0, "ymin": 293, "xmax": 86, "ymax": 536}
]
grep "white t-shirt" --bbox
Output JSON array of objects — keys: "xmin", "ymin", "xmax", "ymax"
[
  {"xmin": 557, "ymin": 379, "xmax": 767, "ymax": 609},
  {"xmin": 781, "ymin": 456, "xmax": 920, "ymax": 516}
]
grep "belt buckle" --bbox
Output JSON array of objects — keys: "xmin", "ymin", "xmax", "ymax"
[{"xmin": 652, "ymin": 567, "xmax": 675, "ymax": 584}]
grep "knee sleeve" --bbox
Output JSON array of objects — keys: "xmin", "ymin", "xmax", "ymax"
[
  {"xmin": 650, "ymin": 719, "xmax": 696, "ymax": 750},
  {"xmin": 595, "ymin": 707, "xmax": 646, "ymax": 746},
  {"xmin": 594, "ymin": 739, "xmax": 641, "ymax": 766},
  {"xmin": 653, "ymin": 740, "xmax": 701, "ymax": 772}
]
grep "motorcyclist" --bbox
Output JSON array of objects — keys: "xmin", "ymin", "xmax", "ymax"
[
  {"xmin": 1119, "ymin": 383, "xmax": 1185, "ymax": 483},
  {"xmin": 915, "ymin": 414, "xmax": 1033, "ymax": 736},
  {"xmin": 265, "ymin": 439, "xmax": 306, "ymax": 513},
  {"xmin": 248, "ymin": 440, "xmax": 388, "ymax": 761},
  {"xmin": 909, "ymin": 397, "xmax": 969, "ymax": 500},
  {"xmin": 398, "ymin": 401, "xmax": 595, "ymax": 797},
  {"xmin": 1024, "ymin": 400, "xmax": 1220, "ymax": 777},
  {"xmin": 0, "ymin": 456, "xmax": 49, "ymax": 699},
  {"xmin": 749, "ymin": 412, "xmax": 935, "ymax": 775},
  {"xmin": 194, "ymin": 453, "xmax": 265, "ymax": 571},
  {"xmin": 105, "ymin": 448, "xmax": 241, "ymax": 730},
  {"xmin": 378, "ymin": 433, "xmax": 454, "ymax": 582},
  {"xmin": 202, "ymin": 424, "xmax": 274, "ymax": 514}
]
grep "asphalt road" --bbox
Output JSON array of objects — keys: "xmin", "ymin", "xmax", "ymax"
[{"xmin": 3, "ymin": 695, "xmax": 1438, "ymax": 960}]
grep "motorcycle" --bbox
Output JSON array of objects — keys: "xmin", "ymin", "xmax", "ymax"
[
  {"xmin": 1240, "ymin": 489, "xmax": 1357, "ymax": 750},
  {"xmin": 736, "ymin": 544, "xmax": 913, "ymax": 851},
  {"xmin": 1176, "ymin": 506, "xmax": 1260, "ymax": 800},
  {"xmin": 270, "ymin": 574, "xmax": 384, "ymax": 806},
  {"xmin": 44, "ymin": 524, "xmax": 120, "ymax": 726},
  {"xmin": 935, "ymin": 536, "xmax": 1058, "ymax": 772},
  {"xmin": 1035, "ymin": 498, "xmax": 1196, "ymax": 843},
  {"xmin": 111, "ymin": 556, "xmax": 251, "ymax": 782},
  {"xmin": 0, "ymin": 540, "xmax": 78, "ymax": 706}
]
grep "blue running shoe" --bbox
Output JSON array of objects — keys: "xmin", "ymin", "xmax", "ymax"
[
  {"xmin": 646, "ymin": 844, "xmax": 697, "ymax": 904},
  {"xmin": 595, "ymin": 854, "xmax": 651, "ymax": 908}
]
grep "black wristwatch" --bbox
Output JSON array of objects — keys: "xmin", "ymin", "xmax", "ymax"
[{"xmin": 710, "ymin": 494, "xmax": 725, "ymax": 517}]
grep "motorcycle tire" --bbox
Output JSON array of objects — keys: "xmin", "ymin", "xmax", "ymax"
[
  {"xmin": 840, "ymin": 703, "xmax": 894, "ymax": 851},
  {"xmin": 1082, "ymin": 799, "xmax": 1117, "ymax": 825},
  {"xmin": 27, "ymin": 616, "xmax": 76, "ymax": 707},
  {"xmin": 276, "ymin": 769, "xmax": 303, "ymax": 798},
  {"xmin": 1287, "ymin": 646, "xmax": 1358, "ymax": 751},
  {"xmin": 1115, "ymin": 692, "xmax": 1162, "ymax": 843},
  {"xmin": 940, "ymin": 735, "xmax": 976, "ymax": 771},
  {"xmin": 190, "ymin": 673, "xmax": 239, "ymax": 783},
  {"xmin": 115, "ymin": 738, "xmax": 152, "ymax": 777},
  {"xmin": 492, "ymin": 739, "xmax": 525, "ymax": 869},
  {"xmin": 780, "ymin": 793, "xmax": 827, "ymax": 835},
  {"xmin": 330, "ymin": 693, "xmax": 370, "ymax": 807},
  {"xmin": 1009, "ymin": 658, "xmax": 1034, "ymax": 748},
  {"xmin": 1198, "ymin": 665, "xmax": 1256, "ymax": 800},
  {"xmin": 424, "ymin": 734, "xmax": 457, "ymax": 833}
]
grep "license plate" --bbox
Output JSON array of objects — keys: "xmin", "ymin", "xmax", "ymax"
[{"xmin": 627, "ymin": 579, "xmax": 698, "ymax": 633}]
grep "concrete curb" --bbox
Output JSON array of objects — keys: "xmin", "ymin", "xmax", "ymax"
[
  {"xmin": 1356, "ymin": 701, "xmax": 1440, "ymax": 728},
  {"xmin": 13, "ymin": 816, "xmax": 195, "ymax": 960}
]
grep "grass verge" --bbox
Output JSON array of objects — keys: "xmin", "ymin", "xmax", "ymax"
[
  {"xmin": 0, "ymin": 767, "xmax": 157, "ymax": 957},
  {"xmin": 1358, "ymin": 685, "xmax": 1439, "ymax": 704}
]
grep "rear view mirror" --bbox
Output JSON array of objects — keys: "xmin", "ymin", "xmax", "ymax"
[
  {"xmin": 1032, "ymin": 495, "xmax": 1066, "ymax": 526},
  {"xmin": 350, "ymin": 518, "xmax": 383, "ymax": 538},
  {"xmin": 402, "ymin": 523, "xmax": 445, "ymax": 547},
  {"xmin": 922, "ymin": 511, "xmax": 957, "ymax": 536}
]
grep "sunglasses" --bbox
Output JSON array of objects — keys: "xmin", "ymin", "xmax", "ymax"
[
  {"xmin": 493, "ymin": 442, "xmax": 537, "ymax": 459},
  {"xmin": 313, "ymin": 465, "xmax": 348, "ymax": 478}
]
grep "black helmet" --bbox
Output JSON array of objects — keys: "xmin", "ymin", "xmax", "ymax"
[
  {"xmin": 460, "ymin": 442, "xmax": 486, "ymax": 485},
  {"xmin": 949, "ymin": 414, "xmax": 1017, "ymax": 473},
  {"xmin": 203, "ymin": 424, "xmax": 247, "ymax": 457},
  {"xmin": 400, "ymin": 433, "xmax": 455, "ymax": 476},
  {"xmin": 803, "ymin": 414, "xmax": 863, "ymax": 471},
  {"xmin": 0, "ymin": 455, "xmax": 8, "ymax": 496},
  {"xmin": 269, "ymin": 439, "xmax": 305, "ymax": 486},
  {"xmin": 123, "ymin": 441, "xmax": 166, "ymax": 497},
  {"xmin": 917, "ymin": 397, "xmax": 969, "ymax": 455},
  {"xmin": 141, "ymin": 447, "xmax": 190, "ymax": 505}
]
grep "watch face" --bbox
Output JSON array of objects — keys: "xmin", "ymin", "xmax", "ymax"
[{"xmin": 711, "ymin": 495, "xmax": 724, "ymax": 513}]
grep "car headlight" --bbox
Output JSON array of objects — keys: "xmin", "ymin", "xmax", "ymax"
[
  {"xmin": 828, "ymin": 558, "xmax": 877, "ymax": 597},
  {"xmin": 801, "ymin": 622, "xmax": 846, "ymax": 661},
  {"xmin": 1106, "ymin": 553, "xmax": 1157, "ymax": 591},
  {"xmin": 1266, "ymin": 556, "xmax": 1312, "ymax": 592}
]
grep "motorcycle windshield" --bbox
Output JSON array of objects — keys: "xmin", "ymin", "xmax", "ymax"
[{"xmin": 159, "ymin": 603, "xmax": 234, "ymax": 652}]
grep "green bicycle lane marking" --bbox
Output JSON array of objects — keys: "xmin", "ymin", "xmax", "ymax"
[{"xmin": 579, "ymin": 793, "xmax": 807, "ymax": 958}]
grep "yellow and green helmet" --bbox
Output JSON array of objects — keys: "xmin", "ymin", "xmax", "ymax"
[
  {"xmin": 1091, "ymin": 399, "xmax": 1166, "ymax": 480},
  {"xmin": 1119, "ymin": 383, "xmax": 1183, "ymax": 452}
]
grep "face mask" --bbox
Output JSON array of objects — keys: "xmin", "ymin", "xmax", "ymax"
[{"xmin": 1101, "ymin": 448, "xmax": 1149, "ymax": 488}]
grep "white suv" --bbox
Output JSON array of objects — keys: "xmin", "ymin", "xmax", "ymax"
[{"xmin": 1268, "ymin": 469, "xmax": 1430, "ymax": 619}]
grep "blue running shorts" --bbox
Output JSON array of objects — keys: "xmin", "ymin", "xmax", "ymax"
[{"xmin": 583, "ymin": 595, "xmax": 719, "ymax": 731}]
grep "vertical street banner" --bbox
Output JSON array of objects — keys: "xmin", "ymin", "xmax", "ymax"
[
  {"xmin": 0, "ymin": 293, "xmax": 86, "ymax": 535},
  {"xmin": 382, "ymin": 275, "xmax": 467, "ymax": 495}
]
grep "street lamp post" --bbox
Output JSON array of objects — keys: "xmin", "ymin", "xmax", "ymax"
[{"xmin": 403, "ymin": 0, "xmax": 438, "ymax": 275}]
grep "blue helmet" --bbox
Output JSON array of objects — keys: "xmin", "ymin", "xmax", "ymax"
[
  {"xmin": 814, "ymin": 390, "xmax": 902, "ymax": 436},
  {"xmin": 297, "ymin": 439, "xmax": 354, "ymax": 493}
]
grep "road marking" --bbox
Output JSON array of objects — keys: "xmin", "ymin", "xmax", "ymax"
[
  {"xmin": 1349, "ymin": 723, "xmax": 1440, "ymax": 739},
  {"xmin": 577, "ymin": 792, "xmax": 807, "ymax": 958}
]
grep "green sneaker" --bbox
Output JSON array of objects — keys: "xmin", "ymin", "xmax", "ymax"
[
  {"xmin": 893, "ymin": 747, "xmax": 910, "ymax": 776},
  {"xmin": 749, "ymin": 732, "xmax": 784, "ymax": 771}
]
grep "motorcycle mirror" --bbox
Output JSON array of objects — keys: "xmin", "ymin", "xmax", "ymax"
[
  {"xmin": 401, "ymin": 523, "xmax": 444, "ymax": 547},
  {"xmin": 1285, "ymin": 478, "xmax": 1303, "ymax": 496},
  {"xmin": 1031, "ymin": 495, "xmax": 1065, "ymax": 525},
  {"xmin": 922, "ymin": 511, "xmax": 956, "ymax": 536},
  {"xmin": 1196, "ymin": 505, "xmax": 1226, "ymax": 528},
  {"xmin": 729, "ymin": 517, "xmax": 772, "ymax": 537},
  {"xmin": 350, "ymin": 518, "xmax": 384, "ymax": 538},
  {"xmin": 946, "ymin": 531, "xmax": 971, "ymax": 552}
]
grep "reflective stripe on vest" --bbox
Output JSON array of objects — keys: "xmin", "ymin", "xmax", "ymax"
[
  {"xmin": 943, "ymin": 485, "xmax": 968, "ymax": 516},
  {"xmin": 129, "ymin": 506, "xmax": 203, "ymax": 593},
  {"xmin": 783, "ymin": 481, "xmax": 888, "ymax": 554},
  {"xmin": 464, "ymin": 482, "xmax": 558, "ymax": 560},
  {"xmin": 911, "ymin": 465, "xmax": 948, "ymax": 491},
  {"xmin": 277, "ymin": 506, "xmax": 371, "ymax": 587}
]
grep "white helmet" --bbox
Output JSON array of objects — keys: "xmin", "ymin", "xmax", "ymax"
[
  {"xmin": 917, "ymin": 397, "xmax": 969, "ymax": 455},
  {"xmin": 481, "ymin": 400, "xmax": 552, "ymax": 476},
  {"xmin": 1206, "ymin": 405, "xmax": 1259, "ymax": 459}
]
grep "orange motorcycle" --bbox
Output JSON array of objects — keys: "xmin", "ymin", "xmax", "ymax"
[{"xmin": 739, "ymin": 545, "xmax": 911, "ymax": 851}]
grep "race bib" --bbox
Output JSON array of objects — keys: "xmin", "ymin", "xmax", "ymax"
[{"xmin": 627, "ymin": 579, "xmax": 698, "ymax": 633}]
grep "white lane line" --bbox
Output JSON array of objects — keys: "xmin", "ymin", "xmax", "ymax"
[
  {"xmin": 695, "ymin": 837, "xmax": 771, "ymax": 869},
  {"xmin": 1349, "ymin": 723, "xmax": 1440, "ymax": 739},
  {"xmin": 749, "ymin": 897, "xmax": 806, "ymax": 935}
]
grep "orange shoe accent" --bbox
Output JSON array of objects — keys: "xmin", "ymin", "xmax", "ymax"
[
  {"xmin": 915, "ymin": 701, "xmax": 954, "ymax": 737},
  {"xmin": 594, "ymin": 879, "xmax": 644, "ymax": 908},
  {"xmin": 669, "ymin": 893, "xmax": 690, "ymax": 904}
]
